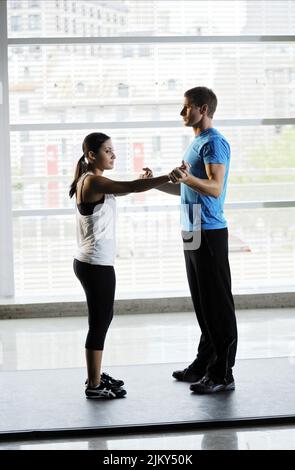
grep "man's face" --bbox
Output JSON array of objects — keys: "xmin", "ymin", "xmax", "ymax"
[{"xmin": 180, "ymin": 96, "xmax": 203, "ymax": 127}]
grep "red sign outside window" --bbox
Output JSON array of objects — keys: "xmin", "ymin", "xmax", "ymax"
[{"xmin": 46, "ymin": 145, "xmax": 59, "ymax": 208}]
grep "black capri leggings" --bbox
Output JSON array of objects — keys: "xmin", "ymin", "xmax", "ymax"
[{"xmin": 73, "ymin": 259, "xmax": 116, "ymax": 350}]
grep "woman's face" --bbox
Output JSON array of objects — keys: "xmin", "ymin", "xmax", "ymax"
[{"xmin": 96, "ymin": 139, "xmax": 116, "ymax": 170}]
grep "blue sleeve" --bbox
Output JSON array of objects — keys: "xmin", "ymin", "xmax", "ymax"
[{"xmin": 201, "ymin": 139, "xmax": 229, "ymax": 165}]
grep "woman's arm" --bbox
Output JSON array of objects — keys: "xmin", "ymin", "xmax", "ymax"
[{"xmin": 90, "ymin": 174, "xmax": 170, "ymax": 196}]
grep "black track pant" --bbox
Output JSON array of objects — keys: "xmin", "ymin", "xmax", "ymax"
[
  {"xmin": 184, "ymin": 228, "xmax": 237, "ymax": 383},
  {"xmin": 73, "ymin": 259, "xmax": 116, "ymax": 350}
]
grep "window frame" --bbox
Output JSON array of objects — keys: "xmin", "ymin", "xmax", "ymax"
[{"xmin": 2, "ymin": 0, "xmax": 295, "ymax": 298}]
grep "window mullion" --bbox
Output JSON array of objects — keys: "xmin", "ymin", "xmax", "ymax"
[{"xmin": 0, "ymin": 0, "xmax": 15, "ymax": 297}]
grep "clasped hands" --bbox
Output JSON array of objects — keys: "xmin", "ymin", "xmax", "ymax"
[{"xmin": 140, "ymin": 161, "xmax": 191, "ymax": 184}]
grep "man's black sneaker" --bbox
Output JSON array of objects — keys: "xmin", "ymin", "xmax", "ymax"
[
  {"xmin": 85, "ymin": 372, "xmax": 124, "ymax": 388},
  {"xmin": 190, "ymin": 376, "xmax": 235, "ymax": 394},
  {"xmin": 85, "ymin": 382, "xmax": 127, "ymax": 399},
  {"xmin": 172, "ymin": 364, "xmax": 204, "ymax": 383}
]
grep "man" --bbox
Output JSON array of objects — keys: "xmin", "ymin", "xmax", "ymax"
[{"xmin": 144, "ymin": 86, "xmax": 237, "ymax": 394}]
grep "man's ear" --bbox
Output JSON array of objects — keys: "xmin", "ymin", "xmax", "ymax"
[{"xmin": 200, "ymin": 104, "xmax": 208, "ymax": 115}]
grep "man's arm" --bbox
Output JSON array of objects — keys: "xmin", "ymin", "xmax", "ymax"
[
  {"xmin": 156, "ymin": 182, "xmax": 180, "ymax": 196},
  {"xmin": 140, "ymin": 167, "xmax": 180, "ymax": 195},
  {"xmin": 170, "ymin": 163, "xmax": 225, "ymax": 198}
]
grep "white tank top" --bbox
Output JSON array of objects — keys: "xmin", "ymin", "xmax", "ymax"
[{"xmin": 74, "ymin": 173, "xmax": 116, "ymax": 266}]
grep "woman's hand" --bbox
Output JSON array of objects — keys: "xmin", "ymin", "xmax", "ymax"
[{"xmin": 140, "ymin": 167, "xmax": 153, "ymax": 179}]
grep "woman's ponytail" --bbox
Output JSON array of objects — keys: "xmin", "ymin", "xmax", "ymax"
[{"xmin": 69, "ymin": 155, "xmax": 88, "ymax": 198}]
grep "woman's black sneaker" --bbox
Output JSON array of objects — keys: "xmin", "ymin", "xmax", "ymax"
[
  {"xmin": 101, "ymin": 372, "xmax": 124, "ymax": 387},
  {"xmin": 85, "ymin": 372, "xmax": 124, "ymax": 388},
  {"xmin": 85, "ymin": 382, "xmax": 127, "ymax": 399}
]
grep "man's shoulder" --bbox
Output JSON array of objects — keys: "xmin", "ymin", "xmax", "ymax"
[
  {"xmin": 207, "ymin": 128, "xmax": 229, "ymax": 144},
  {"xmin": 203, "ymin": 130, "xmax": 230, "ymax": 152},
  {"xmin": 189, "ymin": 129, "xmax": 230, "ymax": 161},
  {"xmin": 193, "ymin": 128, "xmax": 228, "ymax": 146},
  {"xmin": 199, "ymin": 131, "xmax": 230, "ymax": 164}
]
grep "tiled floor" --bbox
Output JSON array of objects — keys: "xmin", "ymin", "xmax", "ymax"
[{"xmin": 1, "ymin": 308, "xmax": 295, "ymax": 449}]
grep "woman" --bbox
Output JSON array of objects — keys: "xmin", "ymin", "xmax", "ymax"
[{"xmin": 69, "ymin": 132, "xmax": 170, "ymax": 399}]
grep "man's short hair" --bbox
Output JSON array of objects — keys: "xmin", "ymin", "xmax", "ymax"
[{"xmin": 184, "ymin": 86, "xmax": 217, "ymax": 118}]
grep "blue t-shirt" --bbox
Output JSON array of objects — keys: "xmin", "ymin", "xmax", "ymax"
[{"xmin": 180, "ymin": 128, "xmax": 230, "ymax": 231}]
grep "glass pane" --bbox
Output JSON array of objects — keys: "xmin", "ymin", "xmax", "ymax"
[
  {"xmin": 13, "ymin": 208, "xmax": 295, "ymax": 298},
  {"xmin": 7, "ymin": 0, "xmax": 295, "ymax": 38},
  {"xmin": 9, "ymin": 43, "xmax": 295, "ymax": 124},
  {"xmin": 227, "ymin": 207, "xmax": 295, "ymax": 293},
  {"xmin": 6, "ymin": 0, "xmax": 295, "ymax": 298},
  {"xmin": 10, "ymin": 125, "xmax": 295, "ymax": 211}
]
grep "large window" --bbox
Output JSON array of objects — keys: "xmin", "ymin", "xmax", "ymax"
[{"xmin": 1, "ymin": 0, "xmax": 295, "ymax": 298}]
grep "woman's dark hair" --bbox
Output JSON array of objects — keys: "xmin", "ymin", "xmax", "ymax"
[{"xmin": 69, "ymin": 132, "xmax": 110, "ymax": 198}]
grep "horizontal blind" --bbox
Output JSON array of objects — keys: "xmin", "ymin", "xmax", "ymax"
[
  {"xmin": 9, "ymin": 126, "xmax": 295, "ymax": 210},
  {"xmin": 13, "ymin": 207, "xmax": 295, "ymax": 296},
  {"xmin": 8, "ymin": 43, "xmax": 295, "ymax": 124},
  {"xmin": 7, "ymin": 0, "xmax": 295, "ymax": 38}
]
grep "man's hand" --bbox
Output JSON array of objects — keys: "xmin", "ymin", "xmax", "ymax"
[
  {"xmin": 169, "ymin": 167, "xmax": 188, "ymax": 183},
  {"xmin": 139, "ymin": 167, "xmax": 153, "ymax": 179},
  {"xmin": 169, "ymin": 161, "xmax": 191, "ymax": 184},
  {"xmin": 180, "ymin": 160, "xmax": 191, "ymax": 172}
]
